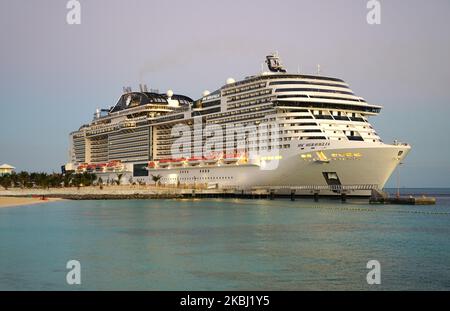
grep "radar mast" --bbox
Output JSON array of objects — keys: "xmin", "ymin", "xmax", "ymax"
[{"xmin": 265, "ymin": 52, "xmax": 287, "ymax": 73}]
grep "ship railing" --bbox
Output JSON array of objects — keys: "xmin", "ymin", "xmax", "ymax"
[
  {"xmin": 222, "ymin": 184, "xmax": 379, "ymax": 191},
  {"xmin": 392, "ymin": 140, "xmax": 410, "ymax": 146}
]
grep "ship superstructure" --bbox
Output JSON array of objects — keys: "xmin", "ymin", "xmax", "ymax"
[{"xmin": 67, "ymin": 54, "xmax": 410, "ymax": 195}]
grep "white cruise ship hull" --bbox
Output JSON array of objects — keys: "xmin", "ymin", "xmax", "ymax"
[{"xmin": 142, "ymin": 142, "xmax": 411, "ymax": 196}]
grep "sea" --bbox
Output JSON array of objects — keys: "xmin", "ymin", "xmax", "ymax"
[{"xmin": 0, "ymin": 188, "xmax": 449, "ymax": 290}]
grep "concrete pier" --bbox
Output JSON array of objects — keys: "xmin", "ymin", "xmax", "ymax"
[
  {"xmin": 5, "ymin": 184, "xmax": 431, "ymax": 203},
  {"xmin": 369, "ymin": 189, "xmax": 436, "ymax": 205},
  {"xmin": 370, "ymin": 196, "xmax": 436, "ymax": 205}
]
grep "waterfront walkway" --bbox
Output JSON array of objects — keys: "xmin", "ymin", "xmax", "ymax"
[{"xmin": 0, "ymin": 184, "xmax": 375, "ymax": 200}]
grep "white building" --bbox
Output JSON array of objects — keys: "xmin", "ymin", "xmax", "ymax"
[{"xmin": 0, "ymin": 164, "xmax": 15, "ymax": 176}]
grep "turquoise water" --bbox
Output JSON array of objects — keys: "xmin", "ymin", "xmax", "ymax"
[{"xmin": 1, "ymin": 190, "xmax": 450, "ymax": 290}]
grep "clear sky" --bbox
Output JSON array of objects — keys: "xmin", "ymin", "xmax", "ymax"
[{"xmin": 1, "ymin": 0, "xmax": 449, "ymax": 187}]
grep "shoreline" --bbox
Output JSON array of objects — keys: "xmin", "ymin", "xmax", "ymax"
[
  {"xmin": 0, "ymin": 185, "xmax": 370, "ymax": 202},
  {"xmin": 0, "ymin": 196, "xmax": 64, "ymax": 208},
  {"xmin": 1, "ymin": 186, "xmax": 440, "ymax": 203}
]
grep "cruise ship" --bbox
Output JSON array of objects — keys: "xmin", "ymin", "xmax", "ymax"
[{"xmin": 66, "ymin": 53, "xmax": 410, "ymax": 195}]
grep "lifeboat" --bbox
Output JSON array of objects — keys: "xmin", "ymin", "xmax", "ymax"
[
  {"xmin": 86, "ymin": 164, "xmax": 97, "ymax": 172},
  {"xmin": 106, "ymin": 160, "xmax": 123, "ymax": 171},
  {"xmin": 222, "ymin": 153, "xmax": 241, "ymax": 164},
  {"xmin": 187, "ymin": 156, "xmax": 203, "ymax": 165},
  {"xmin": 204, "ymin": 159, "xmax": 218, "ymax": 165},
  {"xmin": 76, "ymin": 163, "xmax": 88, "ymax": 172},
  {"xmin": 158, "ymin": 159, "xmax": 171, "ymax": 167},
  {"xmin": 203, "ymin": 154, "xmax": 219, "ymax": 164},
  {"xmin": 147, "ymin": 161, "xmax": 157, "ymax": 169},
  {"xmin": 95, "ymin": 163, "xmax": 107, "ymax": 172},
  {"xmin": 170, "ymin": 158, "xmax": 185, "ymax": 166}
]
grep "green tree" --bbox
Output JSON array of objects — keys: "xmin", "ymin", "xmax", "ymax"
[
  {"xmin": 48, "ymin": 173, "xmax": 63, "ymax": 188},
  {"xmin": 151, "ymin": 174, "xmax": 162, "ymax": 186},
  {"xmin": 97, "ymin": 177, "xmax": 103, "ymax": 189},
  {"xmin": 17, "ymin": 171, "xmax": 30, "ymax": 188},
  {"xmin": 10, "ymin": 172, "xmax": 19, "ymax": 188},
  {"xmin": 39, "ymin": 173, "xmax": 50, "ymax": 189},
  {"xmin": 71, "ymin": 173, "xmax": 82, "ymax": 189},
  {"xmin": 63, "ymin": 172, "xmax": 73, "ymax": 187},
  {"xmin": 116, "ymin": 173, "xmax": 123, "ymax": 185},
  {"xmin": 0, "ymin": 174, "xmax": 11, "ymax": 190},
  {"xmin": 77, "ymin": 172, "xmax": 96, "ymax": 187}
]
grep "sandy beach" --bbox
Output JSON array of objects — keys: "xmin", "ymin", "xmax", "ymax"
[{"xmin": 0, "ymin": 196, "xmax": 63, "ymax": 208}]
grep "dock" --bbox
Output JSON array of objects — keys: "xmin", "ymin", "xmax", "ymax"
[
  {"xmin": 0, "ymin": 185, "xmax": 437, "ymax": 204},
  {"xmin": 369, "ymin": 189, "xmax": 436, "ymax": 205}
]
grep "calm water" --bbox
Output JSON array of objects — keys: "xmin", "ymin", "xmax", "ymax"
[{"xmin": 1, "ymin": 189, "xmax": 450, "ymax": 290}]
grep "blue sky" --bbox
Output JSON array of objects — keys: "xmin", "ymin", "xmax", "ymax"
[{"xmin": 0, "ymin": 0, "xmax": 449, "ymax": 187}]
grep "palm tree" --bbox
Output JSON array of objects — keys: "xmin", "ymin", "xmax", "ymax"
[
  {"xmin": 40, "ymin": 173, "xmax": 50, "ymax": 189},
  {"xmin": 18, "ymin": 171, "xmax": 30, "ymax": 188},
  {"xmin": 116, "ymin": 173, "xmax": 123, "ymax": 185},
  {"xmin": 151, "ymin": 174, "xmax": 162, "ymax": 186},
  {"xmin": 97, "ymin": 177, "xmax": 103, "ymax": 189},
  {"xmin": 30, "ymin": 172, "xmax": 39, "ymax": 188},
  {"xmin": 71, "ymin": 173, "xmax": 82, "ymax": 189},
  {"xmin": 80, "ymin": 172, "xmax": 93, "ymax": 186},
  {"xmin": 10, "ymin": 172, "xmax": 19, "ymax": 188},
  {"xmin": 63, "ymin": 172, "xmax": 73, "ymax": 187},
  {"xmin": 0, "ymin": 174, "xmax": 11, "ymax": 190},
  {"xmin": 0, "ymin": 170, "xmax": 99, "ymax": 190}
]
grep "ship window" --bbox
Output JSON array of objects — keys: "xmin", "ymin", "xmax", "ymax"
[
  {"xmin": 269, "ymin": 80, "xmax": 350, "ymax": 88},
  {"xmin": 275, "ymin": 88, "xmax": 354, "ymax": 95}
]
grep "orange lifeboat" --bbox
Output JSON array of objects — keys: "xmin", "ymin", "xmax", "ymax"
[
  {"xmin": 76, "ymin": 163, "xmax": 88, "ymax": 172},
  {"xmin": 187, "ymin": 156, "xmax": 204, "ymax": 165},
  {"xmin": 86, "ymin": 164, "xmax": 97, "ymax": 172},
  {"xmin": 95, "ymin": 163, "xmax": 107, "ymax": 172},
  {"xmin": 158, "ymin": 158, "xmax": 172, "ymax": 167},
  {"xmin": 222, "ymin": 153, "xmax": 240, "ymax": 163},
  {"xmin": 170, "ymin": 158, "xmax": 185, "ymax": 166},
  {"xmin": 106, "ymin": 160, "xmax": 123, "ymax": 171}
]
